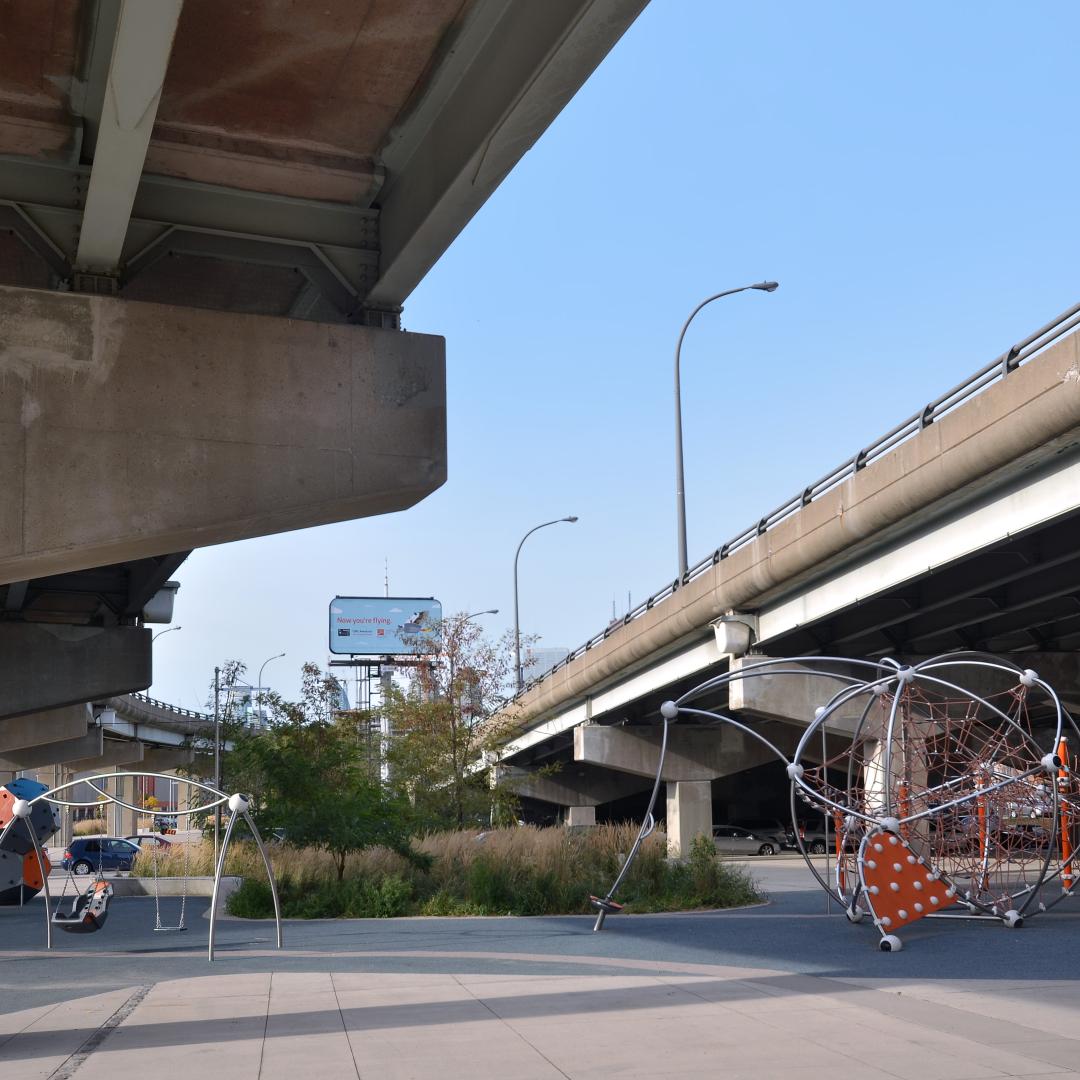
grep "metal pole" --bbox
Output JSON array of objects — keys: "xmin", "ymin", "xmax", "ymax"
[
  {"xmin": 823, "ymin": 717, "xmax": 832, "ymax": 915},
  {"xmin": 674, "ymin": 282, "xmax": 779, "ymax": 579},
  {"xmin": 208, "ymin": 806, "xmax": 239, "ymax": 962},
  {"xmin": 213, "ymin": 665, "xmax": 220, "ymax": 867},
  {"xmin": 256, "ymin": 651, "xmax": 286, "ymax": 728},
  {"xmin": 513, "ymin": 518, "xmax": 578, "ymax": 692}
]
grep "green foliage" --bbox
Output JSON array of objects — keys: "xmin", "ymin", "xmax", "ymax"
[
  {"xmin": 418, "ymin": 891, "xmax": 487, "ymax": 916},
  {"xmin": 242, "ymin": 686, "xmax": 416, "ymax": 880},
  {"xmin": 192, "ymin": 660, "xmax": 418, "ymax": 880},
  {"xmin": 381, "ymin": 614, "xmax": 525, "ymax": 830},
  {"xmin": 228, "ymin": 874, "xmax": 414, "ymax": 919},
  {"xmin": 223, "ymin": 825, "xmax": 764, "ymax": 919}
]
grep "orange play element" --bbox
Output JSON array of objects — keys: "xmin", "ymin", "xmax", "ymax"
[
  {"xmin": 22, "ymin": 850, "xmax": 50, "ymax": 891},
  {"xmin": 1059, "ymin": 737, "xmax": 1073, "ymax": 892},
  {"xmin": 860, "ymin": 829, "xmax": 955, "ymax": 932},
  {"xmin": 0, "ymin": 788, "xmax": 15, "ymax": 829}
]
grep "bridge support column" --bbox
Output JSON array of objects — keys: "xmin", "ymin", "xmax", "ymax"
[
  {"xmin": 666, "ymin": 781, "xmax": 712, "ymax": 860},
  {"xmin": 0, "ymin": 703, "xmax": 92, "ymax": 751},
  {"xmin": 565, "ymin": 805, "xmax": 596, "ymax": 828},
  {"xmin": 109, "ymin": 769, "xmax": 138, "ymax": 837},
  {"xmin": 495, "ymin": 764, "xmax": 647, "ymax": 811},
  {"xmin": 727, "ymin": 655, "xmax": 865, "ymax": 733},
  {"xmin": 0, "ymin": 729, "xmax": 104, "ymax": 773},
  {"xmin": 0, "ymin": 625, "xmax": 150, "ymax": 720},
  {"xmin": 0, "ymin": 286, "xmax": 446, "ymax": 585}
]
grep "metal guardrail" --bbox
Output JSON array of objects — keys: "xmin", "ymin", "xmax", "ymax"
[
  {"xmin": 124, "ymin": 691, "xmax": 211, "ymax": 723},
  {"xmin": 518, "ymin": 298, "xmax": 1080, "ymax": 698}
]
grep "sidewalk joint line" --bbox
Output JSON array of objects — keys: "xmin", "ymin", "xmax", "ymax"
[
  {"xmin": 47, "ymin": 983, "xmax": 153, "ymax": 1080},
  {"xmin": 256, "ymin": 971, "xmax": 272, "ymax": 1080},
  {"xmin": 450, "ymin": 974, "xmax": 572, "ymax": 1080},
  {"xmin": 330, "ymin": 972, "xmax": 362, "ymax": 1080}
]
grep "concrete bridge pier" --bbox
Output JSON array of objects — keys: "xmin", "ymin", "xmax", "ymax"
[
  {"xmin": 495, "ymin": 764, "xmax": 648, "ymax": 828},
  {"xmin": 572, "ymin": 725, "xmax": 762, "ymax": 857},
  {"xmin": 665, "ymin": 781, "xmax": 713, "ymax": 859}
]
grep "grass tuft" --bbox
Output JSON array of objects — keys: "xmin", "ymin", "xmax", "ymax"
[{"xmin": 150, "ymin": 825, "xmax": 763, "ymax": 920}]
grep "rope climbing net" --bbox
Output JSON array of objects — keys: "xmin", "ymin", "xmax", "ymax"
[{"xmin": 590, "ymin": 652, "xmax": 1079, "ymax": 951}]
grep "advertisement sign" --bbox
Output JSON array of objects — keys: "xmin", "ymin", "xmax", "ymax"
[{"xmin": 329, "ymin": 597, "xmax": 442, "ymax": 656}]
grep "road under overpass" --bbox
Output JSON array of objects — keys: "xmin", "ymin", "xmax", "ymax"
[
  {"xmin": 0, "ymin": 1, "xmax": 649, "ymax": 752},
  {"xmin": 496, "ymin": 303, "xmax": 1080, "ymax": 853}
]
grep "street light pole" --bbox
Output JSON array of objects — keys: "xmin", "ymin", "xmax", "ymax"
[
  {"xmin": 213, "ymin": 665, "xmax": 220, "ymax": 866},
  {"xmin": 152, "ymin": 625, "xmax": 182, "ymax": 642},
  {"xmin": 674, "ymin": 281, "xmax": 779, "ymax": 579},
  {"xmin": 256, "ymin": 651, "xmax": 286, "ymax": 728},
  {"xmin": 513, "ymin": 517, "xmax": 578, "ymax": 692}
]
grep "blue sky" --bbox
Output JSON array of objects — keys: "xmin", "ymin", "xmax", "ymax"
[{"xmin": 151, "ymin": 1, "xmax": 1080, "ymax": 709}]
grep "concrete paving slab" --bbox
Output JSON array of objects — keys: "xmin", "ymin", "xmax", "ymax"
[{"xmin": 1, "ymin": 863, "xmax": 1079, "ymax": 1078}]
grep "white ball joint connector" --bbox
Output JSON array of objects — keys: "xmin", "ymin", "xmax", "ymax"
[
  {"xmin": 227, "ymin": 793, "xmax": 250, "ymax": 814},
  {"xmin": 659, "ymin": 701, "xmax": 680, "ymax": 720},
  {"xmin": 1002, "ymin": 909, "xmax": 1024, "ymax": 929},
  {"xmin": 11, "ymin": 799, "xmax": 31, "ymax": 819},
  {"xmin": 879, "ymin": 934, "xmax": 903, "ymax": 952}
]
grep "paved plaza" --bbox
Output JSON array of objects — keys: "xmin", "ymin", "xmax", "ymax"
[{"xmin": 2, "ymin": 861, "xmax": 1079, "ymax": 1079}]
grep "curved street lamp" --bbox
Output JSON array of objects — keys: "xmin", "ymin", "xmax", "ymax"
[
  {"xmin": 674, "ymin": 281, "xmax": 779, "ymax": 578},
  {"xmin": 151, "ymin": 625, "xmax": 182, "ymax": 642},
  {"xmin": 256, "ymin": 651, "xmax": 286, "ymax": 725},
  {"xmin": 514, "ymin": 517, "xmax": 578, "ymax": 692}
]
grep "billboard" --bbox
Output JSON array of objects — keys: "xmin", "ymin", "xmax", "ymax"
[{"xmin": 329, "ymin": 596, "xmax": 442, "ymax": 656}]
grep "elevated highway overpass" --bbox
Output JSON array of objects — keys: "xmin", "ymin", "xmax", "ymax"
[
  {"xmin": 497, "ymin": 302, "xmax": 1080, "ymax": 852},
  {"xmin": 0, "ymin": 1, "xmax": 649, "ymax": 751},
  {"xmin": 0, "ymin": 691, "xmax": 212, "ymax": 840}
]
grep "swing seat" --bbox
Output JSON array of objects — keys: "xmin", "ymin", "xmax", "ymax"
[
  {"xmin": 53, "ymin": 880, "xmax": 113, "ymax": 934},
  {"xmin": 589, "ymin": 895, "xmax": 623, "ymax": 914}
]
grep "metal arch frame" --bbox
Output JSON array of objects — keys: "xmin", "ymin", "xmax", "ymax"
[
  {"xmin": 591, "ymin": 656, "xmax": 876, "ymax": 925},
  {"xmin": 0, "ymin": 806, "xmax": 55, "ymax": 949},
  {"xmin": 7, "ymin": 771, "xmax": 282, "ymax": 963},
  {"xmin": 589, "ymin": 653, "xmax": 1080, "ymax": 945}
]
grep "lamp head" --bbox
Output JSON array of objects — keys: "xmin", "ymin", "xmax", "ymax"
[
  {"xmin": 753, "ymin": 281, "xmax": 780, "ymax": 292},
  {"xmin": 564, "ymin": 516, "xmax": 579, "ymax": 523}
]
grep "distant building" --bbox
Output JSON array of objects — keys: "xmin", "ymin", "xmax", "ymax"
[
  {"xmin": 521, "ymin": 647, "xmax": 569, "ymax": 684},
  {"xmin": 224, "ymin": 682, "xmax": 271, "ymax": 728}
]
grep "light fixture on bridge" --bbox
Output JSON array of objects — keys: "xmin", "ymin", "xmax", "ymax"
[{"xmin": 710, "ymin": 613, "xmax": 758, "ymax": 657}]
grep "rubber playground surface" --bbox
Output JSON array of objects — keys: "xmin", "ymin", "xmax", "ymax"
[{"xmin": 2, "ymin": 860, "xmax": 1080, "ymax": 1079}]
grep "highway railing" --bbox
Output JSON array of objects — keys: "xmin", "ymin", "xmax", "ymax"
[
  {"xmin": 518, "ymin": 298, "xmax": 1080, "ymax": 699},
  {"xmin": 123, "ymin": 691, "xmax": 211, "ymax": 723}
]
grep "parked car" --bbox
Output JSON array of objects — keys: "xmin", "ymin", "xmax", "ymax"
[
  {"xmin": 795, "ymin": 819, "xmax": 834, "ymax": 855},
  {"xmin": 1001, "ymin": 823, "xmax": 1051, "ymax": 852},
  {"xmin": 732, "ymin": 818, "xmax": 795, "ymax": 852},
  {"xmin": 713, "ymin": 825, "xmax": 779, "ymax": 856},
  {"xmin": 62, "ymin": 836, "xmax": 141, "ymax": 874},
  {"xmin": 124, "ymin": 833, "xmax": 172, "ymax": 851}
]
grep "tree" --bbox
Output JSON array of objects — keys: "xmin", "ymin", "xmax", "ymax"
[
  {"xmin": 233, "ymin": 662, "xmax": 414, "ymax": 880},
  {"xmin": 381, "ymin": 614, "xmax": 524, "ymax": 830}
]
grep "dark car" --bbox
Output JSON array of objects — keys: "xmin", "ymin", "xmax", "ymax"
[{"xmin": 62, "ymin": 836, "xmax": 141, "ymax": 874}]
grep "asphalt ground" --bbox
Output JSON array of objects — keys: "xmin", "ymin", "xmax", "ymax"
[{"xmin": 2, "ymin": 858, "xmax": 1078, "ymax": 1016}]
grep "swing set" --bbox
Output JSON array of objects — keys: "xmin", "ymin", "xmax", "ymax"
[{"xmin": 0, "ymin": 770, "xmax": 282, "ymax": 961}]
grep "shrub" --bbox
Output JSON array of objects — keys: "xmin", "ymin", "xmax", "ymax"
[
  {"xmin": 211, "ymin": 825, "xmax": 763, "ymax": 919},
  {"xmin": 74, "ymin": 818, "xmax": 106, "ymax": 836}
]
